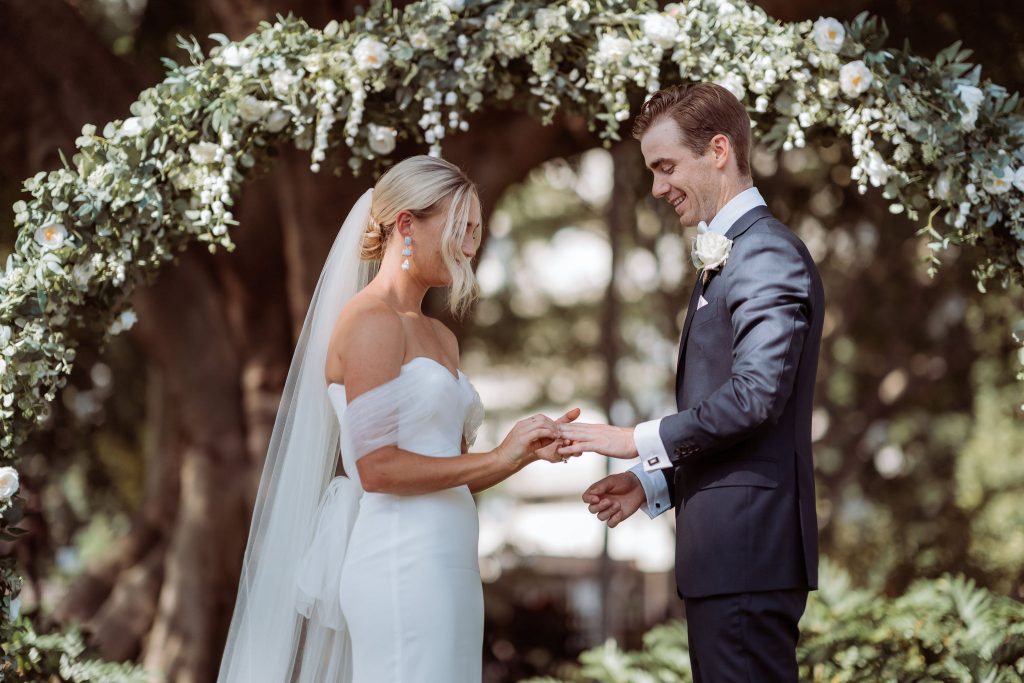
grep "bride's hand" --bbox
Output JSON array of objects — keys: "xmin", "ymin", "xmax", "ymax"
[
  {"xmin": 533, "ymin": 408, "xmax": 582, "ymax": 463},
  {"xmin": 494, "ymin": 414, "xmax": 560, "ymax": 469}
]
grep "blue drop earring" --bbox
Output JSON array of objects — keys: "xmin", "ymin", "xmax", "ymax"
[{"xmin": 401, "ymin": 234, "xmax": 413, "ymax": 272}]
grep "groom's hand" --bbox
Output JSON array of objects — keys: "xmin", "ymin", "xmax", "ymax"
[
  {"xmin": 583, "ymin": 472, "xmax": 645, "ymax": 528},
  {"xmin": 533, "ymin": 408, "xmax": 582, "ymax": 463},
  {"xmin": 557, "ymin": 423, "xmax": 638, "ymax": 459}
]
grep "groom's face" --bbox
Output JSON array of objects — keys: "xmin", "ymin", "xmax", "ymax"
[{"xmin": 640, "ymin": 117, "xmax": 718, "ymax": 227}]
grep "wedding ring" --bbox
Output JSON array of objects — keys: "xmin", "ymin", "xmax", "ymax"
[{"xmin": 560, "ymin": 456, "xmax": 568, "ymax": 464}]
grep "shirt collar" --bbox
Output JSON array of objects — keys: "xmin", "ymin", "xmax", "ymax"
[{"xmin": 705, "ymin": 187, "xmax": 766, "ymax": 236}]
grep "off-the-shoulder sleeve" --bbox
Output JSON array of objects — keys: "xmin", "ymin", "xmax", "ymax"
[
  {"xmin": 342, "ymin": 371, "xmax": 436, "ymax": 461},
  {"xmin": 462, "ymin": 384, "xmax": 484, "ymax": 449}
]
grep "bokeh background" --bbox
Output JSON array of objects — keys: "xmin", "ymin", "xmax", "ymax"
[{"xmin": 2, "ymin": 0, "xmax": 1023, "ymax": 681}]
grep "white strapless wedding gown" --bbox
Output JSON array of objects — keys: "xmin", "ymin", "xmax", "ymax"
[{"xmin": 302, "ymin": 357, "xmax": 485, "ymax": 682}]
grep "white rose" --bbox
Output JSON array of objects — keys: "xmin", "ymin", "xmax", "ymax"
[
  {"xmin": 35, "ymin": 224, "xmax": 67, "ymax": 250},
  {"xmin": 441, "ymin": 0, "xmax": 465, "ymax": 12},
  {"xmin": 642, "ymin": 13, "xmax": 679, "ymax": 49},
  {"xmin": 0, "ymin": 467, "xmax": 19, "ymax": 500},
  {"xmin": 270, "ymin": 69, "xmax": 298, "ymax": 97},
  {"xmin": 811, "ymin": 17, "xmax": 845, "ymax": 53},
  {"xmin": 691, "ymin": 229, "xmax": 733, "ymax": 274},
  {"xmin": 956, "ymin": 84, "xmax": 984, "ymax": 131},
  {"xmin": 354, "ymin": 37, "xmax": 389, "ymax": 70},
  {"xmin": 716, "ymin": 73, "xmax": 746, "ymax": 101},
  {"xmin": 1013, "ymin": 167, "xmax": 1024, "ymax": 193},
  {"xmin": 237, "ymin": 95, "xmax": 272, "ymax": 122},
  {"xmin": 596, "ymin": 34, "xmax": 632, "ymax": 63},
  {"xmin": 367, "ymin": 124, "xmax": 397, "ymax": 155},
  {"xmin": 409, "ymin": 30, "xmax": 432, "ymax": 50},
  {"xmin": 265, "ymin": 109, "xmax": 291, "ymax": 133},
  {"xmin": 219, "ymin": 44, "xmax": 253, "ymax": 68},
  {"xmin": 189, "ymin": 142, "xmax": 220, "ymax": 165},
  {"xmin": 983, "ymin": 166, "xmax": 1014, "ymax": 195},
  {"xmin": 839, "ymin": 60, "xmax": 873, "ymax": 97}
]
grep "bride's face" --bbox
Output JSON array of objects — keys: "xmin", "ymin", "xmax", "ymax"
[{"xmin": 396, "ymin": 192, "xmax": 482, "ymax": 287}]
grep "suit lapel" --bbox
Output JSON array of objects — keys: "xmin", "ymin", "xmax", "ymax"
[
  {"xmin": 673, "ymin": 205, "xmax": 772, "ymax": 397},
  {"xmin": 674, "ymin": 274, "xmax": 704, "ymax": 395}
]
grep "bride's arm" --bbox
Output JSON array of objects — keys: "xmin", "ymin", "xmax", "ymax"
[
  {"xmin": 359, "ymin": 441, "xmax": 541, "ymax": 495},
  {"xmin": 464, "ymin": 408, "xmax": 582, "ymax": 494},
  {"xmin": 338, "ymin": 305, "xmax": 558, "ymax": 496},
  {"xmin": 362, "ymin": 413, "xmax": 575, "ymax": 495}
]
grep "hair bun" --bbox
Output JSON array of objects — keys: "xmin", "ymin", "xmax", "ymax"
[{"xmin": 361, "ymin": 216, "xmax": 387, "ymax": 261}]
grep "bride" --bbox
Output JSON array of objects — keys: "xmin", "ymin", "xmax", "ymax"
[{"xmin": 217, "ymin": 155, "xmax": 577, "ymax": 682}]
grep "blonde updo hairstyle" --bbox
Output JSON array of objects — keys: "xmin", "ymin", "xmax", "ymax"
[{"xmin": 362, "ymin": 155, "xmax": 481, "ymax": 318}]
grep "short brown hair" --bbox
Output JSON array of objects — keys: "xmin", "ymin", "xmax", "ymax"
[{"xmin": 632, "ymin": 83, "xmax": 752, "ymax": 177}]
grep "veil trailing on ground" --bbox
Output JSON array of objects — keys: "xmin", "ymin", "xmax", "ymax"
[{"xmin": 217, "ymin": 190, "xmax": 373, "ymax": 683}]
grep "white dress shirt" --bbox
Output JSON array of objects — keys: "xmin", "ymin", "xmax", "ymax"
[{"xmin": 629, "ymin": 187, "xmax": 767, "ymax": 518}]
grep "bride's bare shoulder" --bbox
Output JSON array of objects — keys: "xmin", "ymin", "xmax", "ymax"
[{"xmin": 328, "ymin": 293, "xmax": 405, "ymax": 378}]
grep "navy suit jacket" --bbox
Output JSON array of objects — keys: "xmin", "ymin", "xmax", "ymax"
[{"xmin": 660, "ymin": 205, "xmax": 823, "ymax": 599}]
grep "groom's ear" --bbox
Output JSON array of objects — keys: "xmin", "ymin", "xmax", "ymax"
[{"xmin": 708, "ymin": 133, "xmax": 732, "ymax": 170}]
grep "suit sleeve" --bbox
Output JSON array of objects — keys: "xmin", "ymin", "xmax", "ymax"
[{"xmin": 659, "ymin": 230, "xmax": 812, "ymax": 463}]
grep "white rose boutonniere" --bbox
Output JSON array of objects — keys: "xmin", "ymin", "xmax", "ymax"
[
  {"xmin": 0, "ymin": 466, "xmax": 19, "ymax": 501},
  {"xmin": 691, "ymin": 225, "xmax": 733, "ymax": 284}
]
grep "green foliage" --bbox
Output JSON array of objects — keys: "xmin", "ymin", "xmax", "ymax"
[
  {"xmin": 525, "ymin": 564, "xmax": 1024, "ymax": 683},
  {"xmin": 1, "ymin": 617, "xmax": 151, "ymax": 683}
]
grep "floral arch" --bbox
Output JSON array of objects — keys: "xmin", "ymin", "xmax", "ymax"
[{"xmin": 2, "ymin": 0, "xmax": 1024, "ymax": 670}]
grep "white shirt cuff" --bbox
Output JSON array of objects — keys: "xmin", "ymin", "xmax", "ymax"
[
  {"xmin": 634, "ymin": 419, "xmax": 672, "ymax": 472},
  {"xmin": 629, "ymin": 464, "xmax": 671, "ymax": 519}
]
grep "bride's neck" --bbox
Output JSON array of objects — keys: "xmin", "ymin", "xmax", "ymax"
[{"xmin": 368, "ymin": 259, "xmax": 428, "ymax": 314}]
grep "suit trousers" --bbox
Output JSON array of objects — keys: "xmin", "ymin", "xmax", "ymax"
[{"xmin": 684, "ymin": 589, "xmax": 808, "ymax": 683}]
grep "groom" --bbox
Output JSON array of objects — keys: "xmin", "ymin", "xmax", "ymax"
[{"xmin": 558, "ymin": 83, "xmax": 824, "ymax": 682}]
